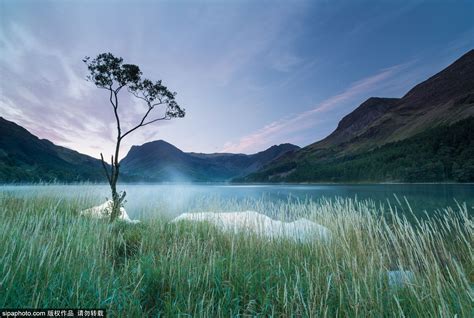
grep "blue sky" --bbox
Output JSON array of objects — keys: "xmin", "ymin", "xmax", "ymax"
[{"xmin": 1, "ymin": 0, "xmax": 473, "ymax": 158}]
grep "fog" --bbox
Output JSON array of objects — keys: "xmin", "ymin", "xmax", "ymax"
[{"xmin": 1, "ymin": 184, "xmax": 473, "ymax": 220}]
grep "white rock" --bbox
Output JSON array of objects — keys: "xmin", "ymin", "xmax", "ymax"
[
  {"xmin": 387, "ymin": 270, "xmax": 414, "ymax": 288},
  {"xmin": 171, "ymin": 211, "xmax": 330, "ymax": 242},
  {"xmin": 80, "ymin": 200, "xmax": 140, "ymax": 224}
]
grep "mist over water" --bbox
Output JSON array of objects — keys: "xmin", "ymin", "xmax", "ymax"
[{"xmin": 1, "ymin": 184, "xmax": 473, "ymax": 219}]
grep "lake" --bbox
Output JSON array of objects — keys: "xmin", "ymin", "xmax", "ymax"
[{"xmin": 1, "ymin": 184, "xmax": 473, "ymax": 219}]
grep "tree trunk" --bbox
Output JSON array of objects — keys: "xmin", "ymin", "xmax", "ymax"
[
  {"xmin": 110, "ymin": 168, "xmax": 120, "ymax": 221},
  {"xmin": 109, "ymin": 137, "xmax": 125, "ymax": 222}
]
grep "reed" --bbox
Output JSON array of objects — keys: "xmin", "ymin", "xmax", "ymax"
[{"xmin": 0, "ymin": 190, "xmax": 472, "ymax": 317}]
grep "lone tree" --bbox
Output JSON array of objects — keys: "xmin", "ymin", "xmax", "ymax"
[{"xmin": 84, "ymin": 53, "xmax": 185, "ymax": 221}]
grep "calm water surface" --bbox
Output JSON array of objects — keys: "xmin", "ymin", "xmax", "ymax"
[{"xmin": 1, "ymin": 184, "xmax": 473, "ymax": 219}]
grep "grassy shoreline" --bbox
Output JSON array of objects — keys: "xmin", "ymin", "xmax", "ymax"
[{"xmin": 1, "ymin": 194, "xmax": 472, "ymax": 316}]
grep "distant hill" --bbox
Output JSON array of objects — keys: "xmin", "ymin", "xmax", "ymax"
[
  {"xmin": 120, "ymin": 140, "xmax": 299, "ymax": 182},
  {"xmin": 0, "ymin": 116, "xmax": 299, "ymax": 183},
  {"xmin": 3, "ymin": 50, "xmax": 473, "ymax": 184},
  {"xmin": 0, "ymin": 117, "xmax": 106, "ymax": 183},
  {"xmin": 237, "ymin": 50, "xmax": 474, "ymax": 183}
]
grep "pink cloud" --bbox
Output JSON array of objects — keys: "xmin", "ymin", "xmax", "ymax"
[{"xmin": 221, "ymin": 62, "xmax": 409, "ymax": 153}]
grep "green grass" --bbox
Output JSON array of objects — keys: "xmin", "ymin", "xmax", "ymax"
[{"xmin": 0, "ymin": 191, "xmax": 472, "ymax": 317}]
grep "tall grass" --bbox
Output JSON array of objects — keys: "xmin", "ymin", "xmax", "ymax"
[{"xmin": 0, "ymin": 191, "xmax": 472, "ymax": 317}]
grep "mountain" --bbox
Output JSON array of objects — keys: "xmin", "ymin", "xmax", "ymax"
[
  {"xmin": 0, "ymin": 116, "xmax": 299, "ymax": 183},
  {"xmin": 3, "ymin": 50, "xmax": 472, "ymax": 184},
  {"xmin": 237, "ymin": 50, "xmax": 474, "ymax": 183},
  {"xmin": 0, "ymin": 117, "xmax": 106, "ymax": 183},
  {"xmin": 120, "ymin": 140, "xmax": 299, "ymax": 182}
]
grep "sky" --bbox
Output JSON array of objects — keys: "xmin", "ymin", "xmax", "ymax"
[{"xmin": 1, "ymin": 0, "xmax": 473, "ymax": 159}]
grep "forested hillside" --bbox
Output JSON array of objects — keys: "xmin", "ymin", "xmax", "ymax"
[{"xmin": 238, "ymin": 117, "xmax": 474, "ymax": 183}]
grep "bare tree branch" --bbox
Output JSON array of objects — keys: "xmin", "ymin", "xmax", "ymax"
[
  {"xmin": 119, "ymin": 191, "xmax": 127, "ymax": 204},
  {"xmin": 151, "ymin": 100, "xmax": 164, "ymax": 108},
  {"xmin": 108, "ymin": 86, "xmax": 115, "ymax": 108},
  {"xmin": 142, "ymin": 116, "xmax": 170, "ymax": 126},
  {"xmin": 114, "ymin": 84, "xmax": 126, "ymax": 94},
  {"xmin": 100, "ymin": 153, "xmax": 112, "ymax": 185},
  {"xmin": 112, "ymin": 92, "xmax": 121, "ymax": 138},
  {"xmin": 121, "ymin": 103, "xmax": 153, "ymax": 139},
  {"xmin": 129, "ymin": 89, "xmax": 149, "ymax": 103}
]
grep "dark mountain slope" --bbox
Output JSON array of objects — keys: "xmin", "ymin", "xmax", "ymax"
[
  {"xmin": 0, "ymin": 117, "xmax": 299, "ymax": 183},
  {"xmin": 315, "ymin": 97, "xmax": 401, "ymax": 150},
  {"xmin": 0, "ymin": 117, "xmax": 106, "ymax": 183},
  {"xmin": 120, "ymin": 140, "xmax": 299, "ymax": 182},
  {"xmin": 238, "ymin": 117, "xmax": 474, "ymax": 183},
  {"xmin": 238, "ymin": 50, "xmax": 474, "ymax": 182},
  {"xmin": 309, "ymin": 50, "xmax": 474, "ymax": 154}
]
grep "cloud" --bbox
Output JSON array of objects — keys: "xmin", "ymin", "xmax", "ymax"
[
  {"xmin": 221, "ymin": 62, "xmax": 411, "ymax": 153},
  {"xmin": 267, "ymin": 50, "xmax": 303, "ymax": 73},
  {"xmin": 2, "ymin": 0, "xmax": 471, "ymax": 159},
  {"xmin": 2, "ymin": 24, "xmax": 89, "ymax": 99},
  {"xmin": 0, "ymin": 22, "xmax": 162, "ymax": 158},
  {"xmin": 0, "ymin": 2, "xmax": 311, "ymax": 158},
  {"xmin": 197, "ymin": 4, "xmax": 307, "ymax": 86}
]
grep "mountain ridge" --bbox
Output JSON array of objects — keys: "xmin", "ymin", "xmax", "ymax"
[
  {"xmin": 0, "ymin": 118, "xmax": 300, "ymax": 183},
  {"xmin": 120, "ymin": 140, "xmax": 299, "ymax": 182},
  {"xmin": 237, "ymin": 50, "xmax": 474, "ymax": 182},
  {"xmin": 2, "ymin": 50, "xmax": 473, "ymax": 183},
  {"xmin": 308, "ymin": 49, "xmax": 474, "ymax": 154},
  {"xmin": 0, "ymin": 116, "xmax": 106, "ymax": 183}
]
